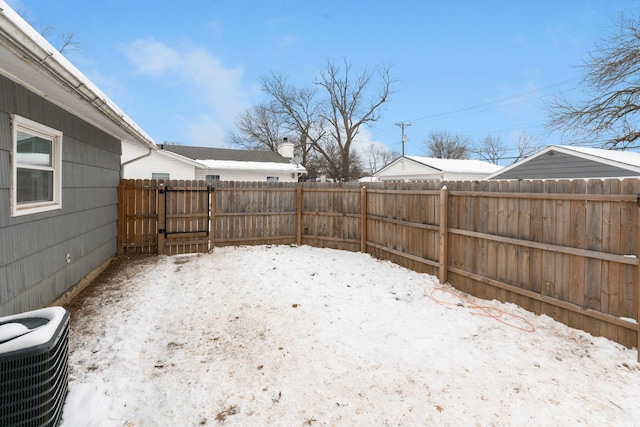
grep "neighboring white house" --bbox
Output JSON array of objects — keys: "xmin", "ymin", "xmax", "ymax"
[
  {"xmin": 122, "ymin": 141, "xmax": 307, "ymax": 182},
  {"xmin": 485, "ymin": 145, "xmax": 640, "ymax": 180},
  {"xmin": 374, "ymin": 156, "xmax": 502, "ymax": 181},
  {"xmin": 121, "ymin": 141, "xmax": 205, "ymax": 180}
]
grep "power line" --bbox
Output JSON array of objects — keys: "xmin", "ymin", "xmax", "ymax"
[
  {"xmin": 375, "ymin": 77, "xmax": 581, "ymax": 143},
  {"xmin": 405, "ymin": 77, "xmax": 581, "ymax": 124}
]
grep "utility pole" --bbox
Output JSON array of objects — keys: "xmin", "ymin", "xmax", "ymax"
[{"xmin": 395, "ymin": 122, "xmax": 411, "ymax": 156}]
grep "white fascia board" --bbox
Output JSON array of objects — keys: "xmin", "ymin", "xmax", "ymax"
[
  {"xmin": 401, "ymin": 156, "xmax": 444, "ymax": 172},
  {"xmin": 372, "ymin": 156, "xmax": 403, "ymax": 175},
  {"xmin": 404, "ymin": 156, "xmax": 444, "ymax": 172},
  {"xmin": 374, "ymin": 156, "xmax": 440, "ymax": 177}
]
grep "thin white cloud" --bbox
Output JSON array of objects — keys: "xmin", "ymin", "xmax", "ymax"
[
  {"xmin": 123, "ymin": 37, "xmax": 182, "ymax": 75},
  {"xmin": 277, "ymin": 33, "xmax": 295, "ymax": 48},
  {"xmin": 121, "ymin": 37, "xmax": 258, "ymax": 145},
  {"xmin": 352, "ymin": 128, "xmax": 399, "ymax": 175},
  {"xmin": 180, "ymin": 49, "xmax": 248, "ymax": 122},
  {"xmin": 187, "ymin": 115, "xmax": 228, "ymax": 148},
  {"xmin": 512, "ymin": 35, "xmax": 535, "ymax": 52},
  {"xmin": 352, "ymin": 128, "xmax": 388, "ymax": 152},
  {"xmin": 207, "ymin": 20, "xmax": 223, "ymax": 36}
]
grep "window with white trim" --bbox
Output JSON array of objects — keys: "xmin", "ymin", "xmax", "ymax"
[
  {"xmin": 152, "ymin": 173, "xmax": 170, "ymax": 180},
  {"xmin": 266, "ymin": 176, "xmax": 279, "ymax": 182},
  {"xmin": 12, "ymin": 115, "xmax": 63, "ymax": 217},
  {"xmin": 206, "ymin": 174, "xmax": 220, "ymax": 183}
]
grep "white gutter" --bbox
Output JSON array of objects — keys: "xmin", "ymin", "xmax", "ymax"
[
  {"xmin": 0, "ymin": 2, "xmax": 155, "ymax": 149},
  {"xmin": 120, "ymin": 146, "xmax": 155, "ymax": 179}
]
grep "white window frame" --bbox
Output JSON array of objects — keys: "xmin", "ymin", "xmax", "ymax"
[
  {"xmin": 152, "ymin": 172, "xmax": 170, "ymax": 180},
  {"xmin": 206, "ymin": 174, "xmax": 220, "ymax": 183},
  {"xmin": 266, "ymin": 176, "xmax": 279, "ymax": 182},
  {"xmin": 11, "ymin": 115, "xmax": 63, "ymax": 217}
]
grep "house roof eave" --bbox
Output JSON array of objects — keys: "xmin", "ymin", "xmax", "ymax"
[{"xmin": 0, "ymin": 3, "xmax": 155, "ymax": 149}]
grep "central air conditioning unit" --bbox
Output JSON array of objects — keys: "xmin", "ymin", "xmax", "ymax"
[{"xmin": 0, "ymin": 307, "xmax": 70, "ymax": 427}]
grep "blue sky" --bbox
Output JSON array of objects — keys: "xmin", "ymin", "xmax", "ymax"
[{"xmin": 8, "ymin": 0, "xmax": 639, "ymax": 163}]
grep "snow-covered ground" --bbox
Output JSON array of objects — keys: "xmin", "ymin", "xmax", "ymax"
[{"xmin": 60, "ymin": 245, "xmax": 640, "ymax": 426}]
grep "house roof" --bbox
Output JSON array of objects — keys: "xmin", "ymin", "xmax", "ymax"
[
  {"xmin": 197, "ymin": 159, "xmax": 307, "ymax": 172},
  {"xmin": 156, "ymin": 149, "xmax": 207, "ymax": 168},
  {"xmin": 404, "ymin": 156, "xmax": 503, "ymax": 173},
  {"xmin": 160, "ymin": 144, "xmax": 291, "ymax": 164},
  {"xmin": 0, "ymin": 2, "xmax": 155, "ymax": 149},
  {"xmin": 375, "ymin": 156, "xmax": 502, "ymax": 176},
  {"xmin": 485, "ymin": 145, "xmax": 640, "ymax": 179},
  {"xmin": 157, "ymin": 144, "xmax": 307, "ymax": 174},
  {"xmin": 554, "ymin": 145, "xmax": 640, "ymax": 169}
]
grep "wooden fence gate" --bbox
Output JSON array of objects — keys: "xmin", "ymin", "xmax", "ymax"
[{"xmin": 118, "ymin": 180, "xmax": 213, "ymax": 255}]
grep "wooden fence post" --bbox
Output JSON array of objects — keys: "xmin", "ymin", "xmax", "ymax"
[
  {"xmin": 117, "ymin": 180, "xmax": 125, "ymax": 255},
  {"xmin": 297, "ymin": 187, "xmax": 303, "ymax": 246},
  {"xmin": 637, "ymin": 197, "xmax": 640, "ymax": 362},
  {"xmin": 158, "ymin": 183, "xmax": 166, "ymax": 254},
  {"xmin": 209, "ymin": 185, "xmax": 215, "ymax": 251},
  {"xmin": 361, "ymin": 186, "xmax": 367, "ymax": 253},
  {"xmin": 439, "ymin": 185, "xmax": 449, "ymax": 284}
]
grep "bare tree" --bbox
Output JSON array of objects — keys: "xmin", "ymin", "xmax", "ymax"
[
  {"xmin": 260, "ymin": 72, "xmax": 326, "ymax": 165},
  {"xmin": 226, "ymin": 104, "xmax": 283, "ymax": 151},
  {"xmin": 511, "ymin": 131, "xmax": 538, "ymax": 163},
  {"xmin": 12, "ymin": 8, "xmax": 83, "ymax": 55},
  {"xmin": 40, "ymin": 24, "xmax": 83, "ymax": 54},
  {"xmin": 246, "ymin": 59, "xmax": 392, "ymax": 180},
  {"xmin": 472, "ymin": 134, "xmax": 507, "ymax": 164},
  {"xmin": 547, "ymin": 14, "xmax": 640, "ymax": 149},
  {"xmin": 362, "ymin": 143, "xmax": 399, "ymax": 175},
  {"xmin": 425, "ymin": 131, "xmax": 470, "ymax": 159},
  {"xmin": 313, "ymin": 59, "xmax": 393, "ymax": 180}
]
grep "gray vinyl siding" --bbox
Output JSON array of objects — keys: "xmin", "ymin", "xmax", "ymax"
[
  {"xmin": 491, "ymin": 151, "xmax": 640, "ymax": 179},
  {"xmin": 0, "ymin": 74, "xmax": 121, "ymax": 316}
]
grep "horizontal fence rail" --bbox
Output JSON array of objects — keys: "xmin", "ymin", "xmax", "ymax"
[{"xmin": 117, "ymin": 178, "xmax": 640, "ymax": 358}]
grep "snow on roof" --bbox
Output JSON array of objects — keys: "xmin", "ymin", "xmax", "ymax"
[
  {"xmin": 405, "ymin": 156, "xmax": 502, "ymax": 173},
  {"xmin": 358, "ymin": 176, "xmax": 380, "ymax": 182},
  {"xmin": 485, "ymin": 144, "xmax": 640, "ymax": 180},
  {"xmin": 155, "ymin": 149, "xmax": 207, "ymax": 168},
  {"xmin": 555, "ymin": 145, "xmax": 640, "ymax": 169},
  {"xmin": 197, "ymin": 159, "xmax": 307, "ymax": 173}
]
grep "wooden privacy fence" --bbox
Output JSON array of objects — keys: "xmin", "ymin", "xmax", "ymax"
[{"xmin": 118, "ymin": 178, "xmax": 640, "ymax": 357}]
